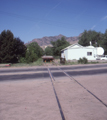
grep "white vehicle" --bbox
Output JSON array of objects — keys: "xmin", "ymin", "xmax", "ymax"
[{"xmin": 100, "ymin": 55, "xmax": 107, "ymax": 60}]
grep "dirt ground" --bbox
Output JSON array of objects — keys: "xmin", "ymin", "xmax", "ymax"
[
  {"xmin": 0, "ymin": 65, "xmax": 107, "ymax": 120},
  {"xmin": 54, "ymin": 74, "xmax": 107, "ymax": 120},
  {"xmin": 0, "ymin": 79, "xmax": 61, "ymax": 120}
]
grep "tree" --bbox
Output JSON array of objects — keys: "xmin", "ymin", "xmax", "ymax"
[
  {"xmin": 14, "ymin": 38, "xmax": 26, "ymax": 62},
  {"xmin": 27, "ymin": 42, "xmax": 43, "ymax": 57},
  {"xmin": 23, "ymin": 42, "xmax": 43, "ymax": 63},
  {"xmin": 44, "ymin": 46, "xmax": 53, "ymax": 55},
  {"xmin": 0, "ymin": 30, "xmax": 26, "ymax": 63},
  {"xmin": 78, "ymin": 30, "xmax": 103, "ymax": 47},
  {"xmin": 25, "ymin": 49, "xmax": 38, "ymax": 63},
  {"xmin": 102, "ymin": 29, "xmax": 107, "ymax": 54},
  {"xmin": 51, "ymin": 36, "xmax": 70, "ymax": 56}
]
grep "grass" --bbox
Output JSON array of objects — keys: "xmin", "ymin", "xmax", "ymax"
[
  {"xmin": 11, "ymin": 58, "xmax": 43, "ymax": 67},
  {"xmin": 61, "ymin": 60, "xmax": 100, "ymax": 65},
  {"xmin": 1, "ymin": 58, "xmax": 107, "ymax": 68},
  {"xmin": 32, "ymin": 58, "xmax": 43, "ymax": 66},
  {"xmin": 88, "ymin": 61, "xmax": 99, "ymax": 64},
  {"xmin": 64, "ymin": 61, "xmax": 78, "ymax": 65},
  {"xmin": 63, "ymin": 60, "xmax": 107, "ymax": 65}
]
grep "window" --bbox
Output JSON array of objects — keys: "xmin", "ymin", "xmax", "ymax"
[{"xmin": 87, "ymin": 52, "xmax": 92, "ymax": 56}]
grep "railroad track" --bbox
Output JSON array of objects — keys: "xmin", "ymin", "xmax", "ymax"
[
  {"xmin": 44, "ymin": 62, "xmax": 66, "ymax": 120},
  {"xmin": 44, "ymin": 61, "xmax": 107, "ymax": 120}
]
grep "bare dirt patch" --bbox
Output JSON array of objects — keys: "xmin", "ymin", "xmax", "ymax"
[
  {"xmin": 53, "ymin": 75, "xmax": 107, "ymax": 120},
  {"xmin": 0, "ymin": 79, "xmax": 61, "ymax": 120}
]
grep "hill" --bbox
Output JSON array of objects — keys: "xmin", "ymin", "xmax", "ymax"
[{"xmin": 26, "ymin": 34, "xmax": 82, "ymax": 49}]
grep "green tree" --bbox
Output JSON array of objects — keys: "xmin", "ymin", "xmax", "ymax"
[
  {"xmin": 51, "ymin": 36, "xmax": 70, "ymax": 56},
  {"xmin": 102, "ymin": 29, "xmax": 107, "ymax": 54},
  {"xmin": 23, "ymin": 42, "xmax": 43, "ymax": 63},
  {"xmin": 78, "ymin": 30, "xmax": 103, "ymax": 46},
  {"xmin": 0, "ymin": 30, "xmax": 26, "ymax": 63},
  {"xmin": 44, "ymin": 46, "xmax": 53, "ymax": 55},
  {"xmin": 25, "ymin": 49, "xmax": 38, "ymax": 63},
  {"xmin": 14, "ymin": 38, "xmax": 26, "ymax": 62}
]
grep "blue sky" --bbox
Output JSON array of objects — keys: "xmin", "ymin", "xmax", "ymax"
[{"xmin": 0, "ymin": 0, "xmax": 107, "ymax": 43}]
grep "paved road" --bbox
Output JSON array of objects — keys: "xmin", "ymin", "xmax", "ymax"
[
  {"xmin": 0, "ymin": 63, "xmax": 107, "ymax": 73},
  {"xmin": 0, "ymin": 68, "xmax": 47, "ymax": 73},
  {"xmin": 0, "ymin": 63, "xmax": 107, "ymax": 81},
  {"xmin": 50, "ymin": 64, "xmax": 107, "ymax": 70}
]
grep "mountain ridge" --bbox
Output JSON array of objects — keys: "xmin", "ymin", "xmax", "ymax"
[{"xmin": 26, "ymin": 34, "xmax": 82, "ymax": 49}]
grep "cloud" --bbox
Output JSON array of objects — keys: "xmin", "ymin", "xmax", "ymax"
[
  {"xmin": 91, "ymin": 15, "xmax": 107, "ymax": 30},
  {"xmin": 45, "ymin": 2, "xmax": 62, "ymax": 18},
  {"xmin": 91, "ymin": 25, "xmax": 96, "ymax": 30},
  {"xmin": 27, "ymin": 2, "xmax": 62, "ymax": 34},
  {"xmin": 75, "ymin": 10, "xmax": 86, "ymax": 20},
  {"xmin": 101, "ymin": 15, "xmax": 107, "ymax": 21}
]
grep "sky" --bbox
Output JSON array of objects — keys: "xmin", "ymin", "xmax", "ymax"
[{"xmin": 0, "ymin": 0, "xmax": 107, "ymax": 43}]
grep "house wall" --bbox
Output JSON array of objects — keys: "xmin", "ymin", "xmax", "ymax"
[
  {"xmin": 60, "ymin": 43, "xmax": 103, "ymax": 60},
  {"xmin": 61, "ymin": 49, "xmax": 68, "ymax": 59},
  {"xmin": 63, "ymin": 48, "xmax": 96, "ymax": 60}
]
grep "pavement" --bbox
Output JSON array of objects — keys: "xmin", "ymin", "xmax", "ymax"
[{"xmin": 0, "ymin": 63, "xmax": 107, "ymax": 120}]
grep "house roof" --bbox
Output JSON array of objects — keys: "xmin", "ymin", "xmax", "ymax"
[
  {"xmin": 85, "ymin": 46, "xmax": 95, "ymax": 48},
  {"xmin": 61, "ymin": 43, "xmax": 95, "ymax": 51},
  {"xmin": 61, "ymin": 43, "xmax": 83, "ymax": 51}
]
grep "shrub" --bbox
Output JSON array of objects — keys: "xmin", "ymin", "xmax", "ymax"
[
  {"xmin": 33, "ymin": 58, "xmax": 43, "ymax": 66},
  {"xmin": 19, "ymin": 57, "xmax": 26, "ymax": 63},
  {"xmin": 82, "ymin": 57, "xmax": 88, "ymax": 64},
  {"xmin": 78, "ymin": 58, "xmax": 83, "ymax": 64},
  {"xmin": 78, "ymin": 57, "xmax": 88, "ymax": 64}
]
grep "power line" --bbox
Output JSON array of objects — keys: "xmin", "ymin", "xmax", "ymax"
[{"xmin": 0, "ymin": 10, "xmax": 86, "ymax": 30}]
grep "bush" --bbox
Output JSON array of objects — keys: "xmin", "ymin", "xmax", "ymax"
[
  {"xmin": 19, "ymin": 51, "xmax": 38, "ymax": 63},
  {"xmin": 33, "ymin": 58, "xmax": 43, "ymax": 66},
  {"xmin": 19, "ymin": 57, "xmax": 26, "ymax": 63},
  {"xmin": 19, "ymin": 42, "xmax": 44, "ymax": 63},
  {"xmin": 25, "ymin": 51, "xmax": 38, "ymax": 63},
  {"xmin": 78, "ymin": 57, "xmax": 88, "ymax": 64},
  {"xmin": 78, "ymin": 58, "xmax": 83, "ymax": 64},
  {"xmin": 82, "ymin": 57, "xmax": 88, "ymax": 64}
]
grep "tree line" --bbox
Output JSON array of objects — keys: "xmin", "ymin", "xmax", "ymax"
[
  {"xmin": 79, "ymin": 29, "xmax": 107, "ymax": 54},
  {"xmin": 0, "ymin": 30, "xmax": 70, "ymax": 63},
  {"xmin": 0, "ymin": 30, "xmax": 43, "ymax": 63},
  {"xmin": 0, "ymin": 29, "xmax": 107, "ymax": 63},
  {"xmin": 45, "ymin": 29, "xmax": 107, "ymax": 56}
]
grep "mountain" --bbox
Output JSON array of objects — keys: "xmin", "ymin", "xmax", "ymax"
[{"xmin": 26, "ymin": 34, "xmax": 82, "ymax": 49}]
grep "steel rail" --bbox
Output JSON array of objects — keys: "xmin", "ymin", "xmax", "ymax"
[
  {"xmin": 45, "ymin": 63, "xmax": 66, "ymax": 120},
  {"xmin": 53, "ymin": 61, "xmax": 107, "ymax": 108}
]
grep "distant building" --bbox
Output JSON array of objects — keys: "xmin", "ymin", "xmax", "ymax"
[{"xmin": 61, "ymin": 43, "xmax": 104, "ymax": 60}]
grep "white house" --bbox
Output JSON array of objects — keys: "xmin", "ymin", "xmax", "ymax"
[{"xmin": 61, "ymin": 43, "xmax": 104, "ymax": 60}]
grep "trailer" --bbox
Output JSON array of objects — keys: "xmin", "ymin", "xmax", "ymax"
[{"xmin": 42, "ymin": 55, "xmax": 54, "ymax": 62}]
